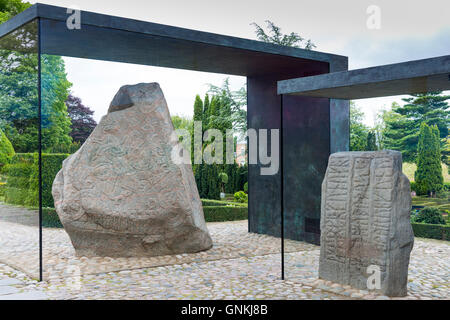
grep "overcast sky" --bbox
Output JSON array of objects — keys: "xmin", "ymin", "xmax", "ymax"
[{"xmin": 29, "ymin": 0, "xmax": 450, "ymax": 126}]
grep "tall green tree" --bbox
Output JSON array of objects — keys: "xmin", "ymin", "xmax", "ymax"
[
  {"xmin": 0, "ymin": 0, "xmax": 73, "ymax": 153},
  {"xmin": 0, "ymin": 0, "xmax": 30, "ymax": 22},
  {"xmin": 190, "ymin": 95, "xmax": 203, "ymax": 165},
  {"xmin": 350, "ymin": 102, "xmax": 370, "ymax": 151},
  {"xmin": 189, "ymin": 93, "xmax": 248, "ymax": 199},
  {"xmin": 207, "ymin": 78, "xmax": 245, "ymax": 136},
  {"xmin": 192, "ymin": 95, "xmax": 203, "ymax": 122},
  {"xmin": 382, "ymin": 92, "xmax": 450, "ymax": 162},
  {"xmin": 366, "ymin": 130, "xmax": 378, "ymax": 151},
  {"xmin": 202, "ymin": 94, "xmax": 210, "ymax": 133},
  {"xmin": 41, "ymin": 55, "xmax": 73, "ymax": 152},
  {"xmin": 251, "ymin": 20, "xmax": 316, "ymax": 49},
  {"xmin": 415, "ymin": 123, "xmax": 443, "ymax": 196}
]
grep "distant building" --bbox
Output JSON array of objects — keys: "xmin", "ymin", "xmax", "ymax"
[{"xmin": 235, "ymin": 142, "xmax": 247, "ymax": 166}]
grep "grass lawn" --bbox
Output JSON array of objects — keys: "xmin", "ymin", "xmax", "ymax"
[
  {"xmin": 405, "ymin": 162, "xmax": 450, "ymax": 213},
  {"xmin": 403, "ymin": 162, "xmax": 450, "ymax": 182},
  {"xmin": 412, "ymin": 196, "xmax": 450, "ymax": 212}
]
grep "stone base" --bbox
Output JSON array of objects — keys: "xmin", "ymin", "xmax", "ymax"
[{"xmin": 65, "ymin": 225, "xmax": 213, "ymax": 258}]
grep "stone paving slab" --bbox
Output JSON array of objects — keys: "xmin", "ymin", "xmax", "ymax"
[
  {"xmin": 0, "ymin": 278, "xmax": 23, "ymax": 286},
  {"xmin": 0, "ymin": 291, "xmax": 48, "ymax": 300},
  {"xmin": 0, "ymin": 285, "xmax": 20, "ymax": 295}
]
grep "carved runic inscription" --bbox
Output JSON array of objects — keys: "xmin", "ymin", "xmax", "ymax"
[
  {"xmin": 52, "ymin": 83, "xmax": 212, "ymax": 258},
  {"xmin": 319, "ymin": 151, "xmax": 414, "ymax": 297}
]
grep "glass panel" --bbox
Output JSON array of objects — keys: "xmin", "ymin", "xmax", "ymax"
[
  {"xmin": 0, "ymin": 20, "xmax": 40, "ymax": 280},
  {"xmin": 37, "ymin": 15, "xmax": 285, "ymax": 295},
  {"xmin": 40, "ymin": 53, "xmax": 74, "ymax": 281},
  {"xmin": 283, "ymin": 95, "xmax": 331, "ymax": 294},
  {"xmin": 39, "ymin": 53, "xmax": 263, "ymax": 297}
]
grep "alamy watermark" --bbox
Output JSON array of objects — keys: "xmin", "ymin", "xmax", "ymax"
[
  {"xmin": 366, "ymin": 265, "xmax": 381, "ymax": 290},
  {"xmin": 66, "ymin": 5, "xmax": 81, "ymax": 30},
  {"xmin": 366, "ymin": 5, "xmax": 381, "ymax": 30},
  {"xmin": 171, "ymin": 121, "xmax": 279, "ymax": 176}
]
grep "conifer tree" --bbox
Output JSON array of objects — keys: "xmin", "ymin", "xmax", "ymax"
[
  {"xmin": 415, "ymin": 123, "xmax": 443, "ymax": 196},
  {"xmin": 383, "ymin": 92, "xmax": 449, "ymax": 162},
  {"xmin": 202, "ymin": 94, "xmax": 210, "ymax": 134},
  {"xmin": 366, "ymin": 131, "xmax": 378, "ymax": 151}
]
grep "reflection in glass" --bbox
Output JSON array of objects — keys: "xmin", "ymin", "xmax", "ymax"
[{"xmin": 0, "ymin": 20, "xmax": 40, "ymax": 279}]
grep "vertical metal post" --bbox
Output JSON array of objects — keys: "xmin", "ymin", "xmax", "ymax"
[
  {"xmin": 280, "ymin": 95, "xmax": 284, "ymax": 280},
  {"xmin": 37, "ymin": 18, "xmax": 43, "ymax": 282},
  {"xmin": 246, "ymin": 81, "xmax": 250, "ymax": 233}
]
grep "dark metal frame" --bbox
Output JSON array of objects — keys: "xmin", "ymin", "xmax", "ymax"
[
  {"xmin": 37, "ymin": 18, "xmax": 43, "ymax": 282},
  {"xmin": 278, "ymin": 55, "xmax": 450, "ymax": 99}
]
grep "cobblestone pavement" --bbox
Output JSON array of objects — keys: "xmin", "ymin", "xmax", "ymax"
[{"xmin": 0, "ymin": 203, "xmax": 448, "ymax": 300}]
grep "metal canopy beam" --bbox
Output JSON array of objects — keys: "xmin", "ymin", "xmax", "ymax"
[
  {"xmin": 278, "ymin": 55, "xmax": 450, "ymax": 99},
  {"xmin": 0, "ymin": 3, "xmax": 346, "ymax": 76}
]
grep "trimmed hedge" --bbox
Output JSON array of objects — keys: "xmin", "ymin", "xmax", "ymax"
[
  {"xmin": 444, "ymin": 182, "xmax": 450, "ymax": 191},
  {"xmin": 203, "ymin": 206, "xmax": 248, "ymax": 222},
  {"xmin": 3, "ymin": 155, "xmax": 35, "ymax": 206},
  {"xmin": 2, "ymin": 153, "xmax": 69, "ymax": 208},
  {"xmin": 411, "ymin": 222, "xmax": 449, "ymax": 241},
  {"xmin": 37, "ymin": 206, "xmax": 248, "ymax": 228},
  {"xmin": 0, "ymin": 129, "xmax": 15, "ymax": 166},
  {"xmin": 42, "ymin": 208, "xmax": 63, "ymax": 228},
  {"xmin": 201, "ymin": 199, "xmax": 248, "ymax": 207},
  {"xmin": 30, "ymin": 153, "xmax": 69, "ymax": 208},
  {"xmin": 0, "ymin": 182, "xmax": 6, "ymax": 197}
]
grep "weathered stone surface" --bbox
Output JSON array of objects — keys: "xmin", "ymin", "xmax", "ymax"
[
  {"xmin": 319, "ymin": 151, "xmax": 414, "ymax": 297},
  {"xmin": 52, "ymin": 83, "xmax": 212, "ymax": 257}
]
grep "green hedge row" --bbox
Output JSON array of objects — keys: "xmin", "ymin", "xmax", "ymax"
[
  {"xmin": 40, "ymin": 205, "xmax": 248, "ymax": 228},
  {"xmin": 2, "ymin": 153, "xmax": 69, "ymax": 208},
  {"xmin": 42, "ymin": 208, "xmax": 64, "ymax": 228},
  {"xmin": 203, "ymin": 206, "xmax": 248, "ymax": 222},
  {"xmin": 0, "ymin": 182, "xmax": 5, "ymax": 197},
  {"xmin": 201, "ymin": 199, "xmax": 248, "ymax": 207},
  {"xmin": 32, "ymin": 153, "xmax": 69, "ymax": 208},
  {"xmin": 411, "ymin": 222, "xmax": 449, "ymax": 241}
]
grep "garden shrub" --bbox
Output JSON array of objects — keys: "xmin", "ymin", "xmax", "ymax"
[
  {"xmin": 203, "ymin": 206, "xmax": 248, "ymax": 222},
  {"xmin": 0, "ymin": 129, "xmax": 15, "ymax": 166},
  {"xmin": 444, "ymin": 182, "xmax": 450, "ymax": 191},
  {"xmin": 234, "ymin": 191, "xmax": 248, "ymax": 203},
  {"xmin": 4, "ymin": 187, "xmax": 32, "ymax": 205},
  {"xmin": 3, "ymin": 156, "xmax": 35, "ymax": 206},
  {"xmin": 244, "ymin": 182, "xmax": 248, "ymax": 193},
  {"xmin": 2, "ymin": 153, "xmax": 69, "ymax": 207},
  {"xmin": 436, "ymin": 189, "xmax": 449, "ymax": 199},
  {"xmin": 412, "ymin": 207, "xmax": 446, "ymax": 225},
  {"xmin": 0, "ymin": 182, "xmax": 6, "ymax": 197},
  {"xmin": 411, "ymin": 222, "xmax": 449, "ymax": 241},
  {"xmin": 29, "ymin": 153, "xmax": 69, "ymax": 208}
]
